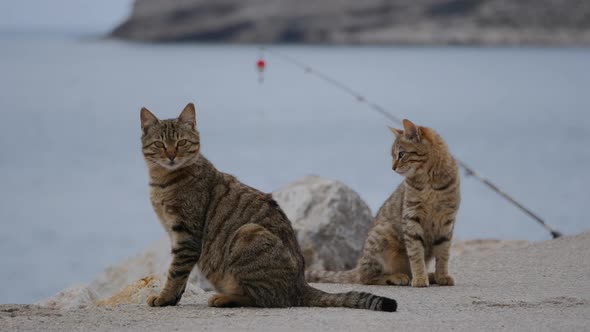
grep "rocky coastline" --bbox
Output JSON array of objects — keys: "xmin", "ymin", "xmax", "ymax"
[{"xmin": 110, "ymin": 0, "xmax": 590, "ymax": 46}]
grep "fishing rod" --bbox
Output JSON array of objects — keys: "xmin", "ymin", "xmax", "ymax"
[{"xmin": 258, "ymin": 46, "xmax": 562, "ymax": 239}]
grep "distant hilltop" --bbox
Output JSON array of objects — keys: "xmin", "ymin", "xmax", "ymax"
[{"xmin": 111, "ymin": 0, "xmax": 590, "ymax": 46}]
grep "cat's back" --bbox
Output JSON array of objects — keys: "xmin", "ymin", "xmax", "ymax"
[
  {"xmin": 198, "ymin": 166, "xmax": 305, "ymax": 280},
  {"xmin": 210, "ymin": 172, "xmax": 299, "ymax": 241},
  {"xmin": 374, "ymin": 181, "xmax": 406, "ymax": 225}
]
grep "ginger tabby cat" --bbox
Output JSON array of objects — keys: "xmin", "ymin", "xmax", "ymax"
[{"xmin": 307, "ymin": 119, "xmax": 460, "ymax": 287}]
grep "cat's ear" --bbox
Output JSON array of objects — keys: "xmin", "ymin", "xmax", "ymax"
[
  {"xmin": 402, "ymin": 119, "xmax": 421, "ymax": 142},
  {"xmin": 178, "ymin": 103, "xmax": 196, "ymax": 130},
  {"xmin": 140, "ymin": 107, "xmax": 159, "ymax": 135},
  {"xmin": 388, "ymin": 126, "xmax": 403, "ymax": 138}
]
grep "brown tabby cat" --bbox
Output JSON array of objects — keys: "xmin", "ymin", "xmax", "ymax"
[
  {"xmin": 306, "ymin": 119, "xmax": 460, "ymax": 287},
  {"xmin": 140, "ymin": 103, "xmax": 397, "ymax": 311}
]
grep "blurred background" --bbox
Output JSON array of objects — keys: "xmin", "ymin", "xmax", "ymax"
[{"xmin": 1, "ymin": 0, "xmax": 589, "ymax": 304}]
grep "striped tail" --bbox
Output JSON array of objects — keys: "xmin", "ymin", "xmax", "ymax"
[
  {"xmin": 303, "ymin": 286, "xmax": 397, "ymax": 312},
  {"xmin": 305, "ymin": 268, "xmax": 358, "ymax": 284}
]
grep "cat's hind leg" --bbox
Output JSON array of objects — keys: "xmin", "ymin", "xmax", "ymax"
[
  {"xmin": 374, "ymin": 244, "xmax": 412, "ymax": 286},
  {"xmin": 226, "ymin": 223, "xmax": 301, "ymax": 308},
  {"xmin": 356, "ymin": 255, "xmax": 386, "ymax": 285},
  {"xmin": 208, "ymin": 294, "xmax": 255, "ymax": 308},
  {"xmin": 206, "ymin": 272, "xmax": 255, "ymax": 308},
  {"xmin": 382, "ymin": 273, "xmax": 411, "ymax": 286},
  {"xmin": 357, "ymin": 258, "xmax": 411, "ymax": 286}
]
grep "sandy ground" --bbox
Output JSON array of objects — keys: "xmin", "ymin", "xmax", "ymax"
[{"xmin": 2, "ymin": 232, "xmax": 589, "ymax": 332}]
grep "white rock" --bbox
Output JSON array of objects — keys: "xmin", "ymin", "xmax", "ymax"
[
  {"xmin": 88, "ymin": 237, "xmax": 211, "ymax": 299},
  {"xmin": 96, "ymin": 275, "xmax": 205, "ymax": 307},
  {"xmin": 37, "ymin": 285, "xmax": 98, "ymax": 310},
  {"xmin": 273, "ymin": 176, "xmax": 373, "ymax": 271},
  {"xmin": 87, "ymin": 238, "xmax": 171, "ymax": 299}
]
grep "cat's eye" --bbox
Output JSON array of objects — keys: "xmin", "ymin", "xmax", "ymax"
[
  {"xmin": 154, "ymin": 141, "xmax": 165, "ymax": 148},
  {"xmin": 177, "ymin": 139, "xmax": 187, "ymax": 147},
  {"xmin": 398, "ymin": 151, "xmax": 405, "ymax": 159}
]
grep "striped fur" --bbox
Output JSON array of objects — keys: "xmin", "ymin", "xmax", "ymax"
[
  {"xmin": 140, "ymin": 103, "xmax": 397, "ymax": 311},
  {"xmin": 306, "ymin": 119, "xmax": 460, "ymax": 287}
]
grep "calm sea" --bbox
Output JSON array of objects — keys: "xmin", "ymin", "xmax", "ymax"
[{"xmin": 0, "ymin": 33, "xmax": 588, "ymax": 303}]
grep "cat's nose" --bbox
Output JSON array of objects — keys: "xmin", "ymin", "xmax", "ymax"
[{"xmin": 166, "ymin": 153, "xmax": 176, "ymax": 161}]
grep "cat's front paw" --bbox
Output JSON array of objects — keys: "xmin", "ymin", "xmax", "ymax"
[
  {"xmin": 434, "ymin": 274, "xmax": 455, "ymax": 286},
  {"xmin": 147, "ymin": 294, "xmax": 180, "ymax": 307},
  {"xmin": 411, "ymin": 276, "xmax": 429, "ymax": 287}
]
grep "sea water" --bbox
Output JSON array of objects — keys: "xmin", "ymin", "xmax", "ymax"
[{"xmin": 0, "ymin": 34, "xmax": 589, "ymax": 303}]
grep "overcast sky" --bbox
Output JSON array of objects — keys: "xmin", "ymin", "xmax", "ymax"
[{"xmin": 0, "ymin": 0, "xmax": 132, "ymax": 32}]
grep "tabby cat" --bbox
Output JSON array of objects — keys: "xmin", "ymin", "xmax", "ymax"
[
  {"xmin": 306, "ymin": 119, "xmax": 460, "ymax": 287},
  {"xmin": 140, "ymin": 103, "xmax": 397, "ymax": 311}
]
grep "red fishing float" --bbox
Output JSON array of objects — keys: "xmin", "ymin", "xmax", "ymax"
[
  {"xmin": 256, "ymin": 59, "xmax": 266, "ymax": 72},
  {"xmin": 256, "ymin": 54, "xmax": 266, "ymax": 83}
]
